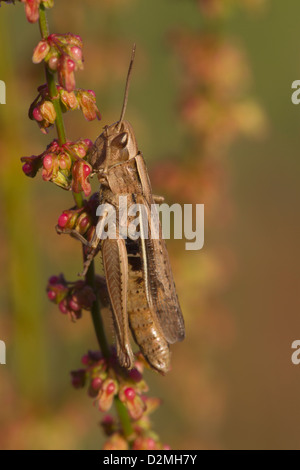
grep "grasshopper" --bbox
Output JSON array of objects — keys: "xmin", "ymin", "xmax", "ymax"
[{"xmin": 68, "ymin": 46, "xmax": 185, "ymax": 374}]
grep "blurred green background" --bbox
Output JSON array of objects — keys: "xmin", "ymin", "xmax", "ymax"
[{"xmin": 0, "ymin": 0, "xmax": 300, "ymax": 450}]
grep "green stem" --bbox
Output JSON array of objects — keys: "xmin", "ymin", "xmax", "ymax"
[
  {"xmin": 85, "ymin": 260, "xmax": 110, "ymax": 359},
  {"xmin": 37, "ymin": 3, "xmax": 133, "ymax": 439},
  {"xmin": 114, "ymin": 397, "xmax": 134, "ymax": 441}
]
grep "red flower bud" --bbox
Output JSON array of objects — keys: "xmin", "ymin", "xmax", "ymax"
[
  {"xmin": 49, "ymin": 275, "xmax": 59, "ymax": 285},
  {"xmin": 59, "ymin": 300, "xmax": 68, "ymax": 314},
  {"xmin": 43, "ymin": 154, "xmax": 53, "ymax": 170},
  {"xmin": 124, "ymin": 387, "xmax": 136, "ymax": 401},
  {"xmin": 68, "ymin": 298, "xmax": 80, "ymax": 312},
  {"xmin": 119, "ymin": 384, "xmax": 146, "ymax": 420},
  {"xmin": 91, "ymin": 377, "xmax": 102, "ymax": 391},
  {"xmin": 60, "ymin": 89, "xmax": 78, "ymax": 111},
  {"xmin": 40, "ymin": 100, "xmax": 56, "ymax": 123},
  {"xmin": 32, "ymin": 38, "xmax": 50, "ymax": 63},
  {"xmin": 69, "ymin": 46, "xmax": 82, "ymax": 62},
  {"xmin": 21, "ymin": 154, "xmax": 43, "ymax": 178},
  {"xmin": 77, "ymin": 89, "xmax": 101, "ymax": 121},
  {"xmin": 58, "ymin": 152, "xmax": 72, "ymax": 170},
  {"xmin": 58, "ymin": 55, "xmax": 76, "ymax": 92},
  {"xmin": 71, "ymin": 160, "xmax": 92, "ymax": 196},
  {"xmin": 21, "ymin": 0, "xmax": 40, "ymax": 24},
  {"xmin": 98, "ymin": 379, "xmax": 118, "ymax": 412},
  {"xmin": 22, "ymin": 162, "xmax": 33, "ymax": 175},
  {"xmin": 48, "ymin": 54, "xmax": 59, "ymax": 71},
  {"xmin": 57, "ymin": 212, "xmax": 69, "ymax": 228},
  {"xmin": 32, "ymin": 106, "xmax": 43, "ymax": 122},
  {"xmin": 47, "ymin": 290, "xmax": 56, "ymax": 301}
]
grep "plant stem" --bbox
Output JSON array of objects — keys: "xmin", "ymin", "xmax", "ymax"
[
  {"xmin": 85, "ymin": 260, "xmax": 110, "ymax": 359},
  {"xmin": 37, "ymin": 4, "xmax": 133, "ymax": 440},
  {"xmin": 38, "ymin": 4, "xmax": 108, "ymax": 355},
  {"xmin": 39, "ymin": 5, "xmax": 66, "ymax": 146},
  {"xmin": 115, "ymin": 397, "xmax": 134, "ymax": 441}
]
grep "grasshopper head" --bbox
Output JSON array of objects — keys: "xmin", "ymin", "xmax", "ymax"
[{"xmin": 89, "ymin": 120, "xmax": 138, "ymax": 173}]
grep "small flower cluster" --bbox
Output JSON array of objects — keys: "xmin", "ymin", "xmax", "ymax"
[
  {"xmin": 21, "ymin": 138, "xmax": 93, "ymax": 194},
  {"xmin": 46, "ymin": 273, "xmax": 97, "ymax": 321},
  {"xmin": 56, "ymin": 192, "xmax": 99, "ymax": 245},
  {"xmin": 19, "ymin": 0, "xmax": 53, "ymax": 24},
  {"xmin": 71, "ymin": 350, "xmax": 170, "ymax": 450},
  {"xmin": 33, "ymin": 33, "xmax": 84, "ymax": 92},
  {"xmin": 28, "ymin": 84, "xmax": 100, "ymax": 134}
]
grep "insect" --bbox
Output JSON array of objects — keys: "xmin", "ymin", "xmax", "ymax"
[{"xmin": 65, "ymin": 46, "xmax": 185, "ymax": 374}]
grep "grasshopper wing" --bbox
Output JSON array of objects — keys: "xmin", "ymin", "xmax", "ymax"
[{"xmin": 135, "ymin": 154, "xmax": 185, "ymax": 345}]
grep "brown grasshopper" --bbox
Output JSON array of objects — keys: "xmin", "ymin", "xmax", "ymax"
[{"xmin": 68, "ymin": 46, "xmax": 185, "ymax": 374}]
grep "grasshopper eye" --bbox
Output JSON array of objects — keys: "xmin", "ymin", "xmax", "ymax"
[{"xmin": 112, "ymin": 132, "xmax": 128, "ymax": 149}]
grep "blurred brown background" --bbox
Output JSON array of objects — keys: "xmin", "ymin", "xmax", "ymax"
[{"xmin": 0, "ymin": 0, "xmax": 300, "ymax": 450}]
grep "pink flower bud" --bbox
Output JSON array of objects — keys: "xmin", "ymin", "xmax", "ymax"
[
  {"xmin": 60, "ymin": 90, "xmax": 78, "ymax": 110},
  {"xmin": 71, "ymin": 160, "xmax": 92, "ymax": 196},
  {"xmin": 68, "ymin": 298, "xmax": 80, "ymax": 312},
  {"xmin": 73, "ymin": 35, "xmax": 83, "ymax": 44},
  {"xmin": 119, "ymin": 385, "xmax": 146, "ymax": 420},
  {"xmin": 43, "ymin": 154, "xmax": 53, "ymax": 170},
  {"xmin": 56, "ymin": 209, "xmax": 78, "ymax": 231},
  {"xmin": 47, "ymin": 290, "xmax": 57, "ymax": 301},
  {"xmin": 32, "ymin": 39, "xmax": 50, "ymax": 64},
  {"xmin": 21, "ymin": 154, "xmax": 43, "ymax": 178},
  {"xmin": 58, "ymin": 55, "xmax": 76, "ymax": 92},
  {"xmin": 77, "ymin": 146, "xmax": 86, "ymax": 157},
  {"xmin": 98, "ymin": 379, "xmax": 118, "ymax": 412},
  {"xmin": 58, "ymin": 152, "xmax": 72, "ymax": 170},
  {"xmin": 91, "ymin": 377, "xmax": 102, "ymax": 391},
  {"xmin": 124, "ymin": 387, "xmax": 136, "ymax": 401},
  {"xmin": 49, "ymin": 275, "xmax": 59, "ymax": 285},
  {"xmin": 128, "ymin": 368, "xmax": 143, "ymax": 383},
  {"xmin": 59, "ymin": 300, "xmax": 68, "ymax": 314},
  {"xmin": 22, "ymin": 0, "xmax": 41, "ymax": 24},
  {"xmin": 83, "ymin": 164, "xmax": 91, "ymax": 177},
  {"xmin": 57, "ymin": 212, "xmax": 69, "ymax": 228},
  {"xmin": 81, "ymin": 354, "xmax": 90, "ymax": 365},
  {"xmin": 83, "ymin": 139, "xmax": 93, "ymax": 149},
  {"xmin": 32, "ymin": 106, "xmax": 43, "ymax": 122},
  {"xmin": 22, "ymin": 162, "xmax": 33, "ymax": 175},
  {"xmin": 66, "ymin": 58, "xmax": 75, "ymax": 72},
  {"xmin": 69, "ymin": 46, "xmax": 82, "ymax": 62},
  {"xmin": 77, "ymin": 90, "xmax": 101, "ymax": 121},
  {"xmin": 40, "ymin": 100, "xmax": 56, "ymax": 124},
  {"xmin": 48, "ymin": 55, "xmax": 59, "ymax": 71}
]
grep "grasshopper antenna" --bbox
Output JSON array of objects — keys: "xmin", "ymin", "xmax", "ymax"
[{"xmin": 118, "ymin": 43, "xmax": 136, "ymax": 127}]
